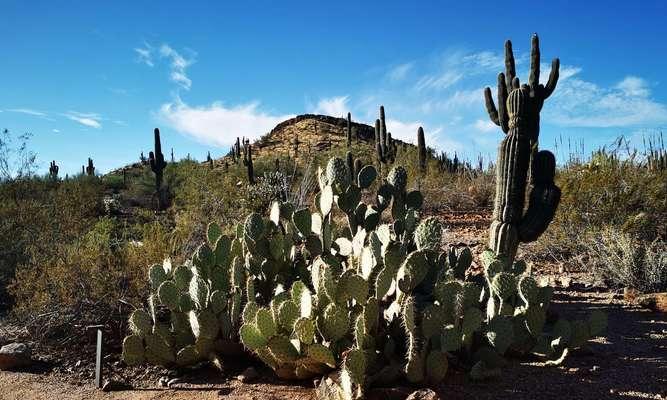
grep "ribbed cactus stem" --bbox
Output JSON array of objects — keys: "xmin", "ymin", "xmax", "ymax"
[
  {"xmin": 380, "ymin": 106, "xmax": 387, "ymax": 159},
  {"xmin": 375, "ymin": 119, "xmax": 384, "ymax": 164},
  {"xmin": 417, "ymin": 127, "xmax": 426, "ymax": 171},
  {"xmin": 485, "ymin": 34, "xmax": 561, "ymax": 263},
  {"xmin": 346, "ymin": 112, "xmax": 352, "ymax": 148},
  {"xmin": 49, "ymin": 160, "xmax": 59, "ymax": 180},
  {"xmin": 246, "ymin": 144, "xmax": 255, "ymax": 184},
  {"xmin": 346, "ymin": 151, "xmax": 354, "ymax": 184}
]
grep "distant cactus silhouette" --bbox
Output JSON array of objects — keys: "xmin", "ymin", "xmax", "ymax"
[
  {"xmin": 85, "ymin": 158, "xmax": 95, "ymax": 176},
  {"xmin": 417, "ymin": 127, "xmax": 426, "ymax": 171},
  {"xmin": 49, "ymin": 160, "xmax": 59, "ymax": 181},
  {"xmin": 346, "ymin": 112, "xmax": 352, "ymax": 147},
  {"xmin": 149, "ymin": 128, "xmax": 168, "ymax": 210}
]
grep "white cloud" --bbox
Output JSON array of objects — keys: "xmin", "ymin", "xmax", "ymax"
[
  {"xmin": 416, "ymin": 70, "xmax": 463, "ymax": 91},
  {"xmin": 386, "ymin": 63, "xmax": 414, "ymax": 82},
  {"xmin": 134, "ymin": 43, "xmax": 154, "ymax": 67},
  {"xmin": 6, "ymin": 108, "xmax": 48, "ymax": 117},
  {"xmin": 159, "ymin": 44, "xmax": 195, "ymax": 90},
  {"xmin": 158, "ymin": 97, "xmax": 293, "ymax": 147},
  {"xmin": 545, "ymin": 70, "xmax": 667, "ymax": 127},
  {"xmin": 472, "ymin": 119, "xmax": 497, "ymax": 133},
  {"xmin": 65, "ymin": 111, "xmax": 102, "ymax": 129},
  {"xmin": 311, "ymin": 96, "xmax": 349, "ymax": 117},
  {"xmin": 52, "ymin": 129, "xmax": 60, "ymax": 133},
  {"xmin": 615, "ymin": 76, "xmax": 650, "ymax": 97}
]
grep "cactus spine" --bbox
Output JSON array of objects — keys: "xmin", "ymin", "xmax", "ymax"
[{"xmin": 484, "ymin": 34, "xmax": 561, "ymax": 263}]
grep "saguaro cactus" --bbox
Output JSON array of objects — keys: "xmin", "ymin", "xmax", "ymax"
[
  {"xmin": 149, "ymin": 128, "xmax": 168, "ymax": 209},
  {"xmin": 483, "ymin": 34, "xmax": 561, "ymax": 263},
  {"xmin": 417, "ymin": 127, "xmax": 426, "ymax": 171},
  {"xmin": 243, "ymin": 143, "xmax": 255, "ymax": 184},
  {"xmin": 49, "ymin": 160, "xmax": 59, "ymax": 180},
  {"xmin": 86, "ymin": 158, "xmax": 95, "ymax": 176},
  {"xmin": 346, "ymin": 112, "xmax": 352, "ymax": 147}
]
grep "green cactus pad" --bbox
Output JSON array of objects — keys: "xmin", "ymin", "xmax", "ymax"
[
  {"xmin": 441, "ymin": 325, "xmax": 462, "ymax": 352},
  {"xmin": 267, "ymin": 335, "xmax": 300, "ymax": 363},
  {"xmin": 401, "ymin": 297, "xmax": 417, "ymax": 333},
  {"xmin": 518, "ymin": 276, "xmax": 540, "ymax": 306},
  {"xmin": 242, "ymin": 301, "xmax": 260, "ymax": 324},
  {"xmin": 397, "ymin": 250, "xmax": 430, "ymax": 293},
  {"xmin": 156, "ymin": 281, "xmax": 179, "ymax": 311},
  {"xmin": 325, "ymin": 157, "xmax": 350, "ymax": 188},
  {"xmin": 128, "ymin": 309, "xmax": 153, "ymax": 337},
  {"xmin": 406, "ymin": 190, "xmax": 424, "ymax": 210},
  {"xmin": 240, "ymin": 324, "xmax": 267, "ymax": 350},
  {"xmin": 387, "ymin": 165, "xmax": 408, "ymax": 192},
  {"xmin": 292, "ymin": 208, "xmax": 312, "ymax": 237},
  {"xmin": 149, "ymin": 264, "xmax": 168, "ymax": 290},
  {"xmin": 338, "ymin": 272, "xmax": 369, "ymax": 304},
  {"xmin": 462, "ymin": 282, "xmax": 483, "ymax": 309},
  {"xmin": 320, "ymin": 185, "xmax": 334, "ymax": 217},
  {"xmin": 462, "ymin": 307, "xmax": 484, "ymax": 337},
  {"xmin": 357, "ymin": 165, "xmax": 377, "ymax": 189},
  {"xmin": 121, "ymin": 334, "xmax": 145, "ymax": 366},
  {"xmin": 144, "ymin": 333, "xmax": 175, "ymax": 365},
  {"xmin": 405, "ymin": 352, "xmax": 425, "ymax": 383},
  {"xmin": 307, "ymin": 344, "xmax": 336, "ymax": 368},
  {"xmin": 189, "ymin": 309, "xmax": 219, "ymax": 339},
  {"xmin": 189, "ymin": 276, "xmax": 210, "ymax": 310},
  {"xmin": 294, "ymin": 317, "xmax": 316, "ymax": 344},
  {"xmin": 487, "ymin": 316, "xmax": 514, "ymax": 355},
  {"xmin": 207, "ymin": 222, "xmax": 222, "ymax": 246},
  {"xmin": 172, "ymin": 265, "xmax": 193, "ymax": 291},
  {"xmin": 426, "ymin": 350, "xmax": 448, "ymax": 383},
  {"xmin": 244, "ymin": 212, "xmax": 265, "ymax": 241},
  {"xmin": 524, "ymin": 306, "xmax": 547, "ymax": 337},
  {"xmin": 414, "ymin": 217, "xmax": 443, "ymax": 251},
  {"xmin": 209, "ymin": 290, "xmax": 227, "ymax": 314},
  {"xmin": 322, "ymin": 303, "xmax": 349, "ymax": 341},
  {"xmin": 343, "ymin": 348, "xmax": 367, "ymax": 385},
  {"xmin": 178, "ymin": 293, "xmax": 195, "ymax": 313},
  {"xmin": 491, "ymin": 272, "xmax": 518, "ymax": 300},
  {"xmin": 278, "ymin": 300, "xmax": 300, "ymax": 331},
  {"xmin": 255, "ymin": 308, "xmax": 277, "ymax": 339},
  {"xmin": 552, "ymin": 319, "xmax": 572, "ymax": 346},
  {"xmin": 421, "ymin": 303, "xmax": 444, "ymax": 339}
]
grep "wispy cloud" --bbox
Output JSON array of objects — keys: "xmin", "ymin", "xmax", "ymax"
[
  {"xmin": 52, "ymin": 128, "xmax": 60, "ymax": 133},
  {"xmin": 6, "ymin": 108, "xmax": 48, "ymax": 117},
  {"xmin": 310, "ymin": 96, "xmax": 349, "ymax": 117},
  {"xmin": 159, "ymin": 44, "xmax": 196, "ymax": 90},
  {"xmin": 134, "ymin": 42, "xmax": 154, "ymax": 67},
  {"xmin": 386, "ymin": 63, "xmax": 414, "ymax": 82},
  {"xmin": 64, "ymin": 111, "xmax": 102, "ymax": 129},
  {"xmin": 158, "ymin": 97, "xmax": 293, "ymax": 147}
]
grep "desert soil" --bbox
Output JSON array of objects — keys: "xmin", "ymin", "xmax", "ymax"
[{"xmin": 1, "ymin": 211, "xmax": 665, "ymax": 400}]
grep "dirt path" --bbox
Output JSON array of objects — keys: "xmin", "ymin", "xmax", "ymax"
[{"xmin": 1, "ymin": 287, "xmax": 665, "ymax": 400}]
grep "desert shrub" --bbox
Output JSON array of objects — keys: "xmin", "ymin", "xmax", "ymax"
[
  {"xmin": 588, "ymin": 228, "xmax": 666, "ymax": 293},
  {"xmin": 10, "ymin": 217, "xmax": 173, "ymax": 338}
]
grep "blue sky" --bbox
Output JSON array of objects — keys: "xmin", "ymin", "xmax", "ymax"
[{"xmin": 2, "ymin": 1, "xmax": 666, "ymax": 175}]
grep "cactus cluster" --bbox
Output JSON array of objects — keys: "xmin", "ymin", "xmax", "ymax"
[
  {"xmin": 83, "ymin": 157, "xmax": 95, "ymax": 176},
  {"xmin": 123, "ymin": 35, "xmax": 607, "ymax": 397}
]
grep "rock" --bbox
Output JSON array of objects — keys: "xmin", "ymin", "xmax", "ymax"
[
  {"xmin": 405, "ymin": 389, "xmax": 440, "ymax": 400},
  {"xmin": 237, "ymin": 367, "xmax": 259, "ymax": 383},
  {"xmin": 101, "ymin": 380, "xmax": 132, "ymax": 392},
  {"xmin": 158, "ymin": 376, "xmax": 169, "ymax": 387},
  {"xmin": 0, "ymin": 343, "xmax": 32, "ymax": 370}
]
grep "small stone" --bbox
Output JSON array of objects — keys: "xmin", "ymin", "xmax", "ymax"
[
  {"xmin": 158, "ymin": 376, "xmax": 169, "ymax": 387},
  {"xmin": 0, "ymin": 343, "xmax": 32, "ymax": 370},
  {"xmin": 75, "ymin": 360, "xmax": 82, "ymax": 368},
  {"xmin": 101, "ymin": 380, "xmax": 132, "ymax": 392},
  {"xmin": 237, "ymin": 367, "xmax": 259, "ymax": 383},
  {"xmin": 405, "ymin": 389, "xmax": 440, "ymax": 400},
  {"xmin": 590, "ymin": 365, "xmax": 599, "ymax": 373},
  {"xmin": 167, "ymin": 378, "xmax": 182, "ymax": 388}
]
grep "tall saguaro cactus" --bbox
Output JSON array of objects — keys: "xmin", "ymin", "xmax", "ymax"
[
  {"xmin": 49, "ymin": 160, "xmax": 59, "ymax": 181},
  {"xmin": 149, "ymin": 128, "xmax": 168, "ymax": 209},
  {"xmin": 86, "ymin": 158, "xmax": 95, "ymax": 176},
  {"xmin": 417, "ymin": 127, "xmax": 426, "ymax": 171},
  {"xmin": 346, "ymin": 112, "xmax": 352, "ymax": 147},
  {"xmin": 483, "ymin": 34, "xmax": 561, "ymax": 263}
]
